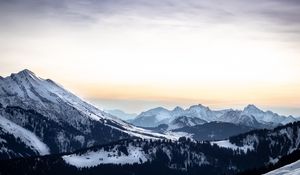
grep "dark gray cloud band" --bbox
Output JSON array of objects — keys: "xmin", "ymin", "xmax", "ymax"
[
  {"xmin": 0, "ymin": 0, "xmax": 300, "ymax": 40},
  {"xmin": 1, "ymin": 0, "xmax": 299, "ymax": 23}
]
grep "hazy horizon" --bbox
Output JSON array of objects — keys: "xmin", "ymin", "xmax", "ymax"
[
  {"xmin": 90, "ymin": 98, "xmax": 300, "ymax": 117},
  {"xmin": 1, "ymin": 0, "xmax": 300, "ymax": 116}
]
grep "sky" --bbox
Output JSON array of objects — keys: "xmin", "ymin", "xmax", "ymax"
[{"xmin": 0, "ymin": 0, "xmax": 300, "ymax": 116}]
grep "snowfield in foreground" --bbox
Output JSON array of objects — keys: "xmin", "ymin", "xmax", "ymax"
[
  {"xmin": 0, "ymin": 115, "xmax": 50, "ymax": 155},
  {"xmin": 264, "ymin": 159, "xmax": 300, "ymax": 175},
  {"xmin": 63, "ymin": 145, "xmax": 148, "ymax": 168}
]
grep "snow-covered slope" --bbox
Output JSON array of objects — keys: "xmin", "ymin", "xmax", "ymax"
[
  {"xmin": 131, "ymin": 107, "xmax": 173, "ymax": 127},
  {"xmin": 264, "ymin": 159, "xmax": 300, "ymax": 175},
  {"xmin": 0, "ymin": 70, "xmax": 174, "ymax": 156},
  {"xmin": 218, "ymin": 110, "xmax": 262, "ymax": 128},
  {"xmin": 0, "ymin": 115, "xmax": 49, "ymax": 159},
  {"xmin": 242, "ymin": 104, "xmax": 297, "ymax": 125},
  {"xmin": 130, "ymin": 104, "xmax": 297, "ymax": 129},
  {"xmin": 211, "ymin": 140, "xmax": 254, "ymax": 153},
  {"xmin": 63, "ymin": 144, "xmax": 148, "ymax": 168},
  {"xmin": 62, "ymin": 139, "xmax": 208, "ymax": 169},
  {"xmin": 0, "ymin": 115, "xmax": 49, "ymax": 155},
  {"xmin": 0, "ymin": 69, "xmax": 107, "ymax": 123},
  {"xmin": 168, "ymin": 116, "xmax": 207, "ymax": 130},
  {"xmin": 185, "ymin": 104, "xmax": 220, "ymax": 122}
]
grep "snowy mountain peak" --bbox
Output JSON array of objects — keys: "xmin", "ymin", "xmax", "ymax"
[
  {"xmin": 153, "ymin": 107, "xmax": 169, "ymax": 111},
  {"xmin": 189, "ymin": 104, "xmax": 210, "ymax": 110},
  {"xmin": 9, "ymin": 69, "xmax": 43, "ymax": 86},
  {"xmin": 172, "ymin": 106, "xmax": 184, "ymax": 112},
  {"xmin": 169, "ymin": 116, "xmax": 207, "ymax": 130},
  {"xmin": 243, "ymin": 104, "xmax": 262, "ymax": 113},
  {"xmin": 12, "ymin": 69, "xmax": 37, "ymax": 79},
  {"xmin": 139, "ymin": 107, "xmax": 169, "ymax": 116},
  {"xmin": 18, "ymin": 69, "xmax": 35, "ymax": 75}
]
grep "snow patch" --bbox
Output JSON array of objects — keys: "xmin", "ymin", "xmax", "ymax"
[
  {"xmin": 211, "ymin": 140, "xmax": 254, "ymax": 153},
  {"xmin": 63, "ymin": 145, "xmax": 148, "ymax": 168},
  {"xmin": 269, "ymin": 157, "xmax": 279, "ymax": 164},
  {"xmin": 0, "ymin": 115, "xmax": 50, "ymax": 155}
]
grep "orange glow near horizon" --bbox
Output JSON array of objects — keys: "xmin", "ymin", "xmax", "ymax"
[
  {"xmin": 71, "ymin": 82, "xmax": 300, "ymax": 107},
  {"xmin": 1, "ymin": 2, "xmax": 300, "ymax": 115}
]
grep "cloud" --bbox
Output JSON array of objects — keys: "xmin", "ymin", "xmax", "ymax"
[
  {"xmin": 1, "ymin": 0, "xmax": 299, "ymax": 30},
  {"xmin": 0, "ymin": 0, "xmax": 300, "ymax": 115},
  {"xmin": 0, "ymin": 0, "xmax": 298, "ymax": 23},
  {"xmin": 1, "ymin": 0, "xmax": 300, "ymax": 42}
]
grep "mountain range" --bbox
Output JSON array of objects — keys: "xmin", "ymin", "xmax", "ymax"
[
  {"xmin": 128, "ymin": 104, "xmax": 298, "ymax": 141},
  {"xmin": 0, "ymin": 69, "xmax": 299, "ymax": 175},
  {"xmin": 130, "ymin": 104, "xmax": 297, "ymax": 130}
]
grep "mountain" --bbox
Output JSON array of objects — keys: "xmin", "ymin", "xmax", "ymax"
[
  {"xmin": 0, "ymin": 69, "xmax": 171, "ymax": 158},
  {"xmin": 104, "ymin": 109, "xmax": 137, "ymax": 121},
  {"xmin": 131, "ymin": 107, "xmax": 173, "ymax": 127},
  {"xmin": 130, "ymin": 104, "xmax": 297, "ymax": 129},
  {"xmin": 185, "ymin": 104, "xmax": 222, "ymax": 121},
  {"xmin": 168, "ymin": 116, "xmax": 207, "ymax": 130},
  {"xmin": 217, "ymin": 110, "xmax": 261, "ymax": 128},
  {"xmin": 172, "ymin": 122, "xmax": 253, "ymax": 141},
  {"xmin": 241, "ymin": 104, "xmax": 297, "ymax": 125},
  {"xmin": 1, "ymin": 121, "xmax": 300, "ymax": 175}
]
